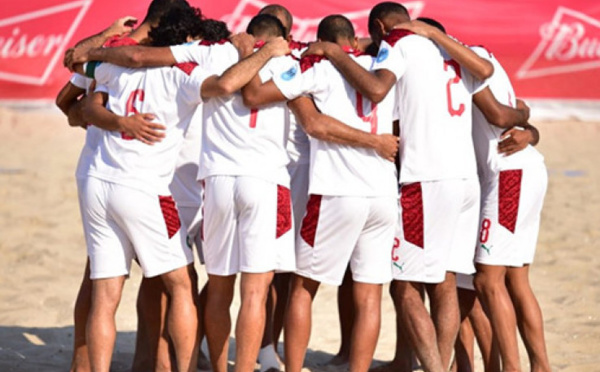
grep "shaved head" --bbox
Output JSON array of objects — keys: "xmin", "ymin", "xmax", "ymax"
[{"xmin": 258, "ymin": 4, "xmax": 293, "ymax": 37}]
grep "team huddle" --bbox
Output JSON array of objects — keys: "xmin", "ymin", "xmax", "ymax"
[{"xmin": 57, "ymin": 1, "xmax": 551, "ymax": 372}]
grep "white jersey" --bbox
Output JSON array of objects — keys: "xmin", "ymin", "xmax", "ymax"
[
  {"xmin": 287, "ymin": 40, "xmax": 310, "ymax": 164},
  {"xmin": 71, "ymin": 73, "xmax": 103, "ymax": 180},
  {"xmin": 373, "ymin": 29, "xmax": 486, "ymax": 183},
  {"xmin": 171, "ymin": 41, "xmax": 294, "ymax": 186},
  {"xmin": 273, "ymin": 51, "xmax": 398, "ymax": 197},
  {"xmin": 86, "ymin": 61, "xmax": 208, "ymax": 195},
  {"xmin": 470, "ymin": 46, "xmax": 544, "ymax": 181}
]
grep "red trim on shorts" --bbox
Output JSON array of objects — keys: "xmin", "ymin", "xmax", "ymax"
[
  {"xmin": 300, "ymin": 194, "xmax": 322, "ymax": 247},
  {"xmin": 276, "ymin": 185, "xmax": 292, "ymax": 238},
  {"xmin": 159, "ymin": 195, "xmax": 181, "ymax": 239},
  {"xmin": 498, "ymin": 169, "xmax": 522, "ymax": 233},
  {"xmin": 400, "ymin": 183, "xmax": 424, "ymax": 249}
]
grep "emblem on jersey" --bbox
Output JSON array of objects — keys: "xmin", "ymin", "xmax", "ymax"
[
  {"xmin": 376, "ymin": 47, "xmax": 389, "ymax": 63},
  {"xmin": 517, "ymin": 7, "xmax": 600, "ymax": 79},
  {"xmin": 480, "ymin": 243, "xmax": 493, "ymax": 255},
  {"xmin": 393, "ymin": 261, "xmax": 406, "ymax": 273},
  {"xmin": 280, "ymin": 65, "xmax": 298, "ymax": 81}
]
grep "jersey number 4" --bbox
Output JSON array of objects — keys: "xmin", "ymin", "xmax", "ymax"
[
  {"xmin": 123, "ymin": 89, "xmax": 145, "ymax": 140},
  {"xmin": 443, "ymin": 59, "xmax": 465, "ymax": 117}
]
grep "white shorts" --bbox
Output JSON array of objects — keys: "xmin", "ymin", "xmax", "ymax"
[
  {"xmin": 392, "ymin": 179, "xmax": 474, "ymax": 284},
  {"xmin": 178, "ymin": 205, "xmax": 203, "ymax": 263},
  {"xmin": 447, "ymin": 178, "xmax": 480, "ymax": 275},
  {"xmin": 296, "ymin": 195, "xmax": 397, "ymax": 286},
  {"xmin": 287, "ymin": 160, "xmax": 310, "ymax": 233},
  {"xmin": 202, "ymin": 176, "xmax": 295, "ymax": 276},
  {"xmin": 475, "ymin": 166, "xmax": 547, "ymax": 267},
  {"xmin": 82, "ymin": 177, "xmax": 193, "ymax": 280}
]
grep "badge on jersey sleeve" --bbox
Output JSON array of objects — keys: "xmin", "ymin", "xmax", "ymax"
[
  {"xmin": 280, "ymin": 65, "xmax": 298, "ymax": 81},
  {"xmin": 376, "ymin": 48, "xmax": 389, "ymax": 63}
]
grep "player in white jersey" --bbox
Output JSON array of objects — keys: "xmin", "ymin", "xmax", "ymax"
[
  {"xmin": 299, "ymin": 3, "xmax": 501, "ymax": 371},
  {"xmin": 469, "ymin": 45, "xmax": 551, "ymax": 372},
  {"xmin": 241, "ymin": 15, "xmax": 399, "ymax": 372},
  {"xmin": 75, "ymin": 26, "xmax": 288, "ymax": 372}
]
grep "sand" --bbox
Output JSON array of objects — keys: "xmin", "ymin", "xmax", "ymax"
[{"xmin": 0, "ymin": 107, "xmax": 598, "ymax": 371}]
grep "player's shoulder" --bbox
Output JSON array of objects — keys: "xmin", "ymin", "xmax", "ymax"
[
  {"xmin": 173, "ymin": 62, "xmax": 200, "ymax": 76},
  {"xmin": 299, "ymin": 54, "xmax": 328, "ymax": 73},
  {"xmin": 103, "ymin": 36, "xmax": 138, "ymax": 48}
]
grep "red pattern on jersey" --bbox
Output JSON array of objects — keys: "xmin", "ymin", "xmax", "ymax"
[
  {"xmin": 199, "ymin": 38, "xmax": 229, "ymax": 46},
  {"xmin": 498, "ymin": 169, "xmax": 522, "ymax": 233},
  {"xmin": 159, "ymin": 195, "xmax": 181, "ymax": 239},
  {"xmin": 401, "ymin": 182, "xmax": 424, "ymax": 249},
  {"xmin": 276, "ymin": 185, "xmax": 292, "ymax": 239},
  {"xmin": 175, "ymin": 62, "xmax": 199, "ymax": 76},
  {"xmin": 104, "ymin": 36, "xmax": 138, "ymax": 47},
  {"xmin": 300, "ymin": 54, "xmax": 327, "ymax": 72},
  {"xmin": 300, "ymin": 194, "xmax": 322, "ymax": 247},
  {"xmin": 383, "ymin": 29, "xmax": 416, "ymax": 47},
  {"xmin": 289, "ymin": 39, "xmax": 308, "ymax": 50}
]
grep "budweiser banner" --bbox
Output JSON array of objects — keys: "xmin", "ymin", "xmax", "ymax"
[{"xmin": 1, "ymin": 0, "xmax": 599, "ymax": 111}]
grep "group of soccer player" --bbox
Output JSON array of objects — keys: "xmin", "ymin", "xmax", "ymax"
[{"xmin": 56, "ymin": 1, "xmax": 552, "ymax": 371}]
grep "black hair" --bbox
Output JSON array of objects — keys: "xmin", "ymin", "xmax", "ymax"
[
  {"xmin": 246, "ymin": 14, "xmax": 286, "ymax": 38},
  {"xmin": 317, "ymin": 15, "xmax": 355, "ymax": 43},
  {"xmin": 198, "ymin": 19, "xmax": 231, "ymax": 42},
  {"xmin": 416, "ymin": 17, "xmax": 446, "ymax": 33},
  {"xmin": 142, "ymin": 0, "xmax": 191, "ymax": 25},
  {"xmin": 368, "ymin": 2, "xmax": 409, "ymax": 34},
  {"xmin": 258, "ymin": 4, "xmax": 293, "ymax": 37},
  {"xmin": 149, "ymin": 6, "xmax": 202, "ymax": 46}
]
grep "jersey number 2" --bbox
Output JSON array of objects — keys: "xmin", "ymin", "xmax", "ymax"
[
  {"xmin": 443, "ymin": 59, "xmax": 465, "ymax": 117},
  {"xmin": 123, "ymin": 89, "xmax": 145, "ymax": 140}
]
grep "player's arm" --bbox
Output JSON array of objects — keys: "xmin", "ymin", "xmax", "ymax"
[
  {"xmin": 201, "ymin": 36, "xmax": 290, "ymax": 99},
  {"xmin": 82, "ymin": 91, "xmax": 166, "ymax": 145},
  {"xmin": 396, "ymin": 20, "xmax": 493, "ymax": 80},
  {"xmin": 302, "ymin": 42, "xmax": 396, "ymax": 104},
  {"xmin": 56, "ymin": 81, "xmax": 87, "ymax": 128},
  {"xmin": 63, "ymin": 16, "xmax": 137, "ymax": 68},
  {"xmin": 69, "ymin": 45, "xmax": 177, "ymax": 71},
  {"xmin": 473, "ymin": 87, "xmax": 529, "ymax": 128},
  {"xmin": 289, "ymin": 96, "xmax": 398, "ymax": 162}
]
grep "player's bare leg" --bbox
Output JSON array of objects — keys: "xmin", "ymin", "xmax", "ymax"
[
  {"xmin": 451, "ymin": 315, "xmax": 474, "ymax": 372},
  {"xmin": 235, "ymin": 271, "xmax": 275, "ymax": 372},
  {"xmin": 370, "ymin": 281, "xmax": 418, "ymax": 372},
  {"xmin": 394, "ymin": 280, "xmax": 445, "ymax": 372},
  {"xmin": 284, "ymin": 274, "xmax": 320, "ymax": 372},
  {"xmin": 506, "ymin": 265, "xmax": 551, "ymax": 372},
  {"xmin": 427, "ymin": 272, "xmax": 460, "ymax": 370},
  {"xmin": 197, "ymin": 280, "xmax": 211, "ymax": 370},
  {"xmin": 466, "ymin": 293, "xmax": 501, "ymax": 372},
  {"xmin": 348, "ymin": 282, "xmax": 382, "ymax": 372},
  {"xmin": 71, "ymin": 260, "xmax": 92, "ymax": 372},
  {"xmin": 272, "ymin": 272, "xmax": 291, "ymax": 352},
  {"xmin": 87, "ymin": 275, "xmax": 126, "ymax": 372},
  {"xmin": 474, "ymin": 264, "xmax": 521, "ymax": 372},
  {"xmin": 160, "ymin": 265, "xmax": 199, "ymax": 372},
  {"xmin": 132, "ymin": 276, "xmax": 171, "ymax": 372},
  {"xmin": 205, "ymin": 274, "xmax": 236, "ymax": 372},
  {"xmin": 258, "ymin": 276, "xmax": 281, "ymax": 371},
  {"xmin": 329, "ymin": 268, "xmax": 355, "ymax": 366}
]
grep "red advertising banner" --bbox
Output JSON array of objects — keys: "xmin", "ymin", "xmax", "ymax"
[{"xmin": 1, "ymin": 0, "xmax": 599, "ymax": 104}]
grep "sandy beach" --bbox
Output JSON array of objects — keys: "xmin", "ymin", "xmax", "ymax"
[{"xmin": 0, "ymin": 107, "xmax": 598, "ymax": 371}]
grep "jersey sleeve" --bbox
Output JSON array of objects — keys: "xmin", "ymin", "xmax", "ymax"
[
  {"xmin": 272, "ymin": 60, "xmax": 306, "ymax": 100},
  {"xmin": 372, "ymin": 40, "xmax": 407, "ymax": 81},
  {"xmin": 170, "ymin": 42, "xmax": 209, "ymax": 65},
  {"xmin": 466, "ymin": 46, "xmax": 492, "ymax": 94},
  {"xmin": 69, "ymin": 73, "xmax": 92, "ymax": 90}
]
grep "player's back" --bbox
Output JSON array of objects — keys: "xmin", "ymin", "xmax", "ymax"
[
  {"xmin": 198, "ymin": 42, "xmax": 294, "ymax": 186},
  {"xmin": 301, "ymin": 53, "xmax": 397, "ymax": 197},
  {"xmin": 87, "ymin": 62, "xmax": 205, "ymax": 195},
  {"xmin": 375, "ymin": 30, "xmax": 482, "ymax": 183},
  {"xmin": 470, "ymin": 46, "xmax": 544, "ymax": 180}
]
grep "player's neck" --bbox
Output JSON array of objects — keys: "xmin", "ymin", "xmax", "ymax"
[{"xmin": 128, "ymin": 23, "xmax": 153, "ymax": 45}]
